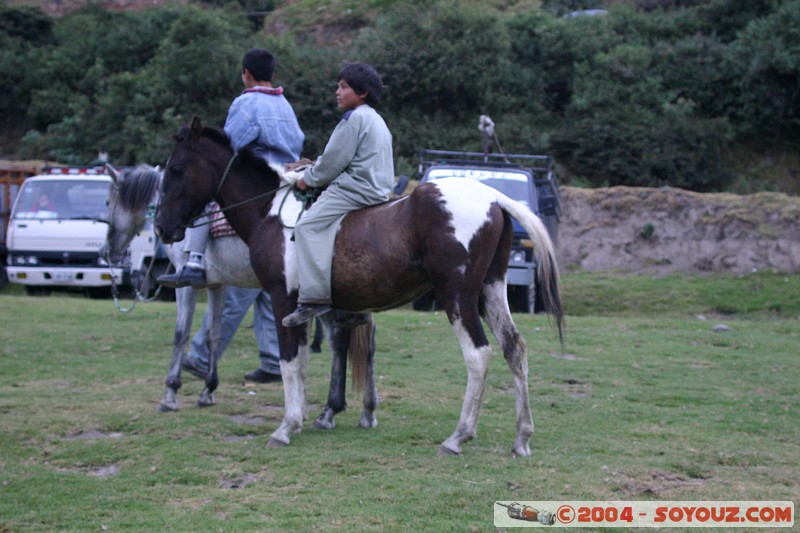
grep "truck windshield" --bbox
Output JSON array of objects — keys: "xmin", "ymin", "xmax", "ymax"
[
  {"xmin": 13, "ymin": 179, "xmax": 110, "ymax": 221},
  {"xmin": 425, "ymin": 167, "xmax": 533, "ymax": 209}
]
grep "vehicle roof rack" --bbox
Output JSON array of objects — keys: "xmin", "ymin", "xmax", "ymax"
[{"xmin": 419, "ymin": 149, "xmax": 555, "ymax": 178}]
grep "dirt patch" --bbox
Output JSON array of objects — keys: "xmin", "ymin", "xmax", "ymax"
[
  {"xmin": 219, "ymin": 472, "xmax": 263, "ymax": 489},
  {"xmin": 557, "ymin": 186, "xmax": 800, "ymax": 274},
  {"xmin": 228, "ymin": 415, "xmax": 265, "ymax": 426},
  {"xmin": 88, "ymin": 464, "xmax": 121, "ymax": 478},
  {"xmin": 64, "ymin": 431, "xmax": 123, "ymax": 440},
  {"xmin": 609, "ymin": 468, "xmax": 708, "ymax": 498}
]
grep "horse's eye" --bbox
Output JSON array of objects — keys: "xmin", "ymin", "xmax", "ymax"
[{"xmin": 169, "ymin": 164, "xmax": 184, "ymax": 176}]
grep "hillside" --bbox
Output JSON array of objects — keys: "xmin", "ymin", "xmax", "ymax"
[{"xmin": 558, "ymin": 186, "xmax": 800, "ymax": 274}]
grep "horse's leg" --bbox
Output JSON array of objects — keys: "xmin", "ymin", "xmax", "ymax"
[
  {"xmin": 196, "ymin": 286, "xmax": 224, "ymax": 407},
  {"xmin": 310, "ymin": 317, "xmax": 324, "ymax": 353},
  {"xmin": 439, "ymin": 301, "xmax": 493, "ymax": 456},
  {"xmin": 357, "ymin": 317, "xmax": 379, "ymax": 429},
  {"xmin": 157, "ymin": 286, "xmax": 197, "ymax": 412},
  {"xmin": 482, "ymin": 279, "xmax": 533, "ymax": 457},
  {"xmin": 268, "ymin": 326, "xmax": 310, "ymax": 447},
  {"xmin": 313, "ymin": 317, "xmax": 349, "ymax": 430}
]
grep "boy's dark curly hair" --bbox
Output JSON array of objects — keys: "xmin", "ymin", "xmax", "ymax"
[{"xmin": 339, "ymin": 62, "xmax": 384, "ymax": 107}]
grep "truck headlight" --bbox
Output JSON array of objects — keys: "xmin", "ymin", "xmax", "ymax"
[
  {"xmin": 97, "ymin": 256, "xmax": 109, "ymax": 267},
  {"xmin": 511, "ymin": 250, "xmax": 526, "ymax": 263},
  {"xmin": 14, "ymin": 255, "xmax": 38, "ymax": 265}
]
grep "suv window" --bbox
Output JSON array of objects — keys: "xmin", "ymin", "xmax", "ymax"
[{"xmin": 424, "ymin": 167, "xmax": 533, "ymax": 209}]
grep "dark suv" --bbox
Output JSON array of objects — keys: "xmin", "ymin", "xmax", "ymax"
[{"xmin": 414, "ymin": 149, "xmax": 561, "ymax": 313}]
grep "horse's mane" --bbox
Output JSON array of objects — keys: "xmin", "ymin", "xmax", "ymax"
[
  {"xmin": 201, "ymin": 125, "xmax": 283, "ymax": 189},
  {"xmin": 118, "ymin": 165, "xmax": 160, "ymax": 212}
]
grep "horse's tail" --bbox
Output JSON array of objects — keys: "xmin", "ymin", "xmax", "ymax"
[
  {"xmin": 492, "ymin": 192, "xmax": 565, "ymax": 343},
  {"xmin": 348, "ymin": 314, "xmax": 375, "ymax": 392}
]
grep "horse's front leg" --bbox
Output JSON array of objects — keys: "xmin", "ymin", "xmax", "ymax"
[
  {"xmin": 313, "ymin": 319, "xmax": 350, "ymax": 430},
  {"xmin": 197, "ymin": 286, "xmax": 224, "ymax": 407},
  {"xmin": 157, "ymin": 286, "xmax": 197, "ymax": 412},
  {"xmin": 268, "ymin": 325, "xmax": 310, "ymax": 447}
]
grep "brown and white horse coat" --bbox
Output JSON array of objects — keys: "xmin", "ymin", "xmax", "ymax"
[{"xmin": 155, "ymin": 118, "xmax": 563, "ymax": 455}]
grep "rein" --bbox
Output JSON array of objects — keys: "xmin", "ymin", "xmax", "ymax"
[
  {"xmin": 182, "ymin": 152, "xmax": 309, "ymax": 230},
  {"xmin": 186, "ymin": 183, "xmax": 292, "ymax": 228},
  {"xmin": 107, "ymin": 232, "xmax": 166, "ymax": 313}
]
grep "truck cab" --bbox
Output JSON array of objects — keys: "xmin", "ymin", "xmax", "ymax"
[
  {"xmin": 5, "ymin": 167, "xmax": 156, "ymax": 298},
  {"xmin": 417, "ymin": 150, "xmax": 561, "ymax": 313}
]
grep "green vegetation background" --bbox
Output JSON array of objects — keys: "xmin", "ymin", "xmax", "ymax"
[{"xmin": 1, "ymin": 0, "xmax": 799, "ymax": 193}]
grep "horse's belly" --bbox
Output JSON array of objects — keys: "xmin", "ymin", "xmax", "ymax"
[
  {"xmin": 331, "ymin": 258, "xmax": 429, "ymax": 312},
  {"xmin": 206, "ymin": 237, "xmax": 260, "ymax": 288}
]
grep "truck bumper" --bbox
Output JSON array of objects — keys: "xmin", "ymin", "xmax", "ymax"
[
  {"xmin": 507, "ymin": 264, "xmax": 535, "ymax": 286},
  {"xmin": 6, "ymin": 266, "xmax": 124, "ymax": 288}
]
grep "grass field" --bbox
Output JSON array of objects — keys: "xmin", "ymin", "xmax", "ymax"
[{"xmin": 0, "ymin": 272, "xmax": 798, "ymax": 531}]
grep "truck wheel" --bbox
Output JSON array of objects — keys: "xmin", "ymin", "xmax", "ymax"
[
  {"xmin": 533, "ymin": 278, "xmax": 546, "ymax": 314},
  {"xmin": 412, "ymin": 290, "xmax": 440, "ymax": 311},
  {"xmin": 87, "ymin": 287, "xmax": 112, "ymax": 299},
  {"xmin": 25, "ymin": 286, "xmax": 51, "ymax": 297},
  {"xmin": 507, "ymin": 285, "xmax": 531, "ymax": 313}
]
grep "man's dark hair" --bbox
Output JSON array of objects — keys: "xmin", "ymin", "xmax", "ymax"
[
  {"xmin": 243, "ymin": 48, "xmax": 276, "ymax": 82},
  {"xmin": 339, "ymin": 62, "xmax": 384, "ymax": 107}
]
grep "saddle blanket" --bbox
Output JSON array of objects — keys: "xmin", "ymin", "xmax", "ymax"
[{"xmin": 209, "ymin": 202, "xmax": 237, "ymax": 238}]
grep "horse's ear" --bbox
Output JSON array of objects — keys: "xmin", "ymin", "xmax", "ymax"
[
  {"xmin": 190, "ymin": 116, "xmax": 203, "ymax": 143},
  {"xmin": 107, "ymin": 164, "xmax": 119, "ymax": 183}
]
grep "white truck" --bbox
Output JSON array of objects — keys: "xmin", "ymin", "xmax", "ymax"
[{"xmin": 5, "ymin": 166, "xmax": 161, "ymax": 298}]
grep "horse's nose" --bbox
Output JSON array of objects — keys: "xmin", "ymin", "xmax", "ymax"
[{"xmin": 154, "ymin": 224, "xmax": 168, "ymax": 242}]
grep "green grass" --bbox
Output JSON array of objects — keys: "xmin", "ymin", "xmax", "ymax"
[
  {"xmin": 0, "ymin": 272, "xmax": 798, "ymax": 531},
  {"xmin": 561, "ymin": 270, "xmax": 800, "ymax": 318}
]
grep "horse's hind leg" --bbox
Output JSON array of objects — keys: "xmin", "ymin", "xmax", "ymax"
[
  {"xmin": 482, "ymin": 279, "xmax": 533, "ymax": 457},
  {"xmin": 197, "ymin": 286, "xmax": 224, "ymax": 407},
  {"xmin": 310, "ymin": 317, "xmax": 324, "ymax": 353},
  {"xmin": 439, "ymin": 303, "xmax": 493, "ymax": 456},
  {"xmin": 313, "ymin": 317, "xmax": 349, "ymax": 430},
  {"xmin": 357, "ymin": 318, "xmax": 378, "ymax": 429},
  {"xmin": 158, "ymin": 286, "xmax": 197, "ymax": 412}
]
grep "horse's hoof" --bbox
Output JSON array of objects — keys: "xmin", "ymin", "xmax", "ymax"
[
  {"xmin": 312, "ymin": 419, "xmax": 335, "ymax": 430},
  {"xmin": 358, "ymin": 415, "xmax": 377, "ymax": 429},
  {"xmin": 196, "ymin": 400, "xmax": 215, "ymax": 408},
  {"xmin": 156, "ymin": 402, "xmax": 179, "ymax": 413},
  {"xmin": 267, "ymin": 437, "xmax": 289, "ymax": 448},
  {"xmin": 437, "ymin": 444, "xmax": 461, "ymax": 457},
  {"xmin": 512, "ymin": 445, "xmax": 531, "ymax": 457},
  {"xmin": 511, "ymin": 447, "xmax": 531, "ymax": 457}
]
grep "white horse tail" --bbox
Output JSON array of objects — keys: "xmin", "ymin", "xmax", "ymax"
[{"xmin": 491, "ymin": 191, "xmax": 565, "ymax": 342}]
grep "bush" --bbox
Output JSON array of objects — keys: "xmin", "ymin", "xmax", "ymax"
[
  {"xmin": 722, "ymin": 0, "xmax": 800, "ymax": 138},
  {"xmin": 20, "ymin": 5, "xmax": 248, "ymax": 165}
]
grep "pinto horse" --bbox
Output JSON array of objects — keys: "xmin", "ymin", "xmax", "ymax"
[
  {"xmin": 155, "ymin": 117, "xmax": 564, "ymax": 456},
  {"xmin": 100, "ymin": 165, "xmax": 342, "ymax": 414}
]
